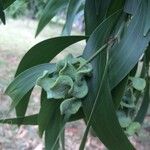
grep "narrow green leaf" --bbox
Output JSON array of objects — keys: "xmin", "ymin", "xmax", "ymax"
[
  {"xmin": 5, "ymin": 63, "xmax": 56, "ymax": 112},
  {"xmin": 62, "ymin": 0, "xmax": 83, "ymax": 35},
  {"xmin": 144, "ymin": 0, "xmax": 150, "ymax": 36},
  {"xmin": 80, "ymin": 48, "xmax": 109, "ymax": 150},
  {"xmin": 84, "ymin": 0, "xmax": 111, "ymax": 35},
  {"xmin": 109, "ymin": 1, "xmax": 150, "ymax": 89},
  {"xmin": 82, "ymin": 11, "xmax": 134, "ymax": 149},
  {"xmin": 36, "ymin": 0, "xmax": 69, "ymax": 36},
  {"xmin": 14, "ymin": 90, "xmax": 32, "ymax": 125},
  {"xmin": 112, "ymin": 76, "xmax": 128, "ymax": 109},
  {"xmin": 146, "ymin": 46, "xmax": 150, "ymax": 62},
  {"xmin": 16, "ymin": 36, "xmax": 86, "ymax": 74},
  {"xmin": 84, "ymin": 77, "xmax": 134, "ymax": 150},
  {"xmin": 107, "ymin": 0, "xmax": 125, "ymax": 16},
  {"xmin": 0, "ymin": 109, "xmax": 84, "ymax": 126},
  {"xmin": 38, "ymin": 91, "xmax": 60, "ymax": 137},
  {"xmin": 2, "ymin": 0, "xmax": 16, "ymax": 9},
  {"xmin": 14, "ymin": 36, "xmax": 86, "ymax": 120},
  {"xmin": 84, "ymin": 0, "xmax": 124, "ymax": 36},
  {"xmin": 45, "ymin": 103, "xmax": 62, "ymax": 150},
  {"xmin": 0, "ymin": 0, "xmax": 5, "ymax": 24},
  {"xmin": 124, "ymin": 0, "xmax": 141, "ymax": 14},
  {"xmin": 0, "ymin": 114, "xmax": 38, "ymax": 125}
]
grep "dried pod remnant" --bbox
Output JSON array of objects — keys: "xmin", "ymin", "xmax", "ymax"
[{"xmin": 37, "ymin": 54, "xmax": 92, "ymax": 116}]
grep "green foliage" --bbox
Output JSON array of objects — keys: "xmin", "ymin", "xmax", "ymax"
[
  {"xmin": 5, "ymin": 0, "xmax": 27, "ymax": 18},
  {"xmin": 28, "ymin": 0, "xmax": 47, "ymax": 19},
  {"xmin": 0, "ymin": 0, "xmax": 5, "ymax": 24},
  {"xmin": 5, "ymin": 63, "xmax": 56, "ymax": 112},
  {"xmin": 129, "ymin": 77, "xmax": 146, "ymax": 91},
  {"xmin": 37, "ymin": 54, "xmax": 92, "ymax": 116},
  {"xmin": 1, "ymin": 0, "xmax": 47, "ymax": 19},
  {"xmin": 0, "ymin": 0, "xmax": 150, "ymax": 150},
  {"xmin": 36, "ymin": 0, "xmax": 69, "ymax": 36}
]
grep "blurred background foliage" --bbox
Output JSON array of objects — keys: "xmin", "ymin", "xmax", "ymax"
[
  {"xmin": 4, "ymin": 0, "xmax": 84, "ymax": 32},
  {"xmin": 5, "ymin": 0, "xmax": 47, "ymax": 19}
]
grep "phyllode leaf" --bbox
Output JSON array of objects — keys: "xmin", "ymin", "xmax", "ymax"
[
  {"xmin": 143, "ymin": 0, "xmax": 150, "ymax": 36},
  {"xmin": 38, "ymin": 91, "xmax": 61, "ymax": 138},
  {"xmin": 16, "ymin": 36, "xmax": 86, "ymax": 74},
  {"xmin": 5, "ymin": 63, "xmax": 55, "ymax": 112},
  {"xmin": 62, "ymin": 0, "xmax": 83, "ymax": 35},
  {"xmin": 0, "ymin": 0, "xmax": 18, "ymax": 24},
  {"xmin": 85, "ymin": 0, "xmax": 124, "ymax": 36},
  {"xmin": 82, "ymin": 10, "xmax": 134, "ymax": 150},
  {"xmin": 0, "ymin": 0, "xmax": 5, "ymax": 24},
  {"xmin": 0, "ymin": 110, "xmax": 84, "ymax": 126},
  {"xmin": 2, "ymin": 0, "xmax": 16, "ymax": 9},
  {"xmin": 0, "ymin": 114, "xmax": 38, "ymax": 125},
  {"xmin": 13, "ymin": 36, "xmax": 86, "ymax": 121},
  {"xmin": 109, "ymin": 0, "xmax": 150, "ymax": 89},
  {"xmin": 36, "ymin": 0, "xmax": 69, "ymax": 36}
]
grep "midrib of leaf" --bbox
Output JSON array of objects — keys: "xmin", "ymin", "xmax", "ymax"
[{"xmin": 80, "ymin": 47, "xmax": 109, "ymax": 150}]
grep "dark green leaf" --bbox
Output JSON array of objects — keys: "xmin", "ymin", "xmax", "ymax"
[
  {"xmin": 82, "ymin": 11, "xmax": 134, "ymax": 149},
  {"xmin": 15, "ymin": 90, "xmax": 32, "ymax": 125},
  {"xmin": 112, "ymin": 76, "xmax": 128, "ymax": 109},
  {"xmin": 38, "ymin": 91, "xmax": 60, "ymax": 137},
  {"xmin": 2, "ymin": 0, "xmax": 16, "ymax": 9},
  {"xmin": 107, "ymin": 0, "xmax": 125, "ymax": 16},
  {"xmin": 146, "ymin": 46, "xmax": 150, "ymax": 62},
  {"xmin": 5, "ymin": 63, "xmax": 56, "ymax": 112},
  {"xmin": 45, "ymin": 103, "xmax": 62, "ymax": 150},
  {"xmin": 0, "ymin": 114, "xmax": 38, "ymax": 125},
  {"xmin": 14, "ymin": 36, "xmax": 86, "ymax": 120},
  {"xmin": 36, "ymin": 0, "xmax": 69, "ymax": 36},
  {"xmin": 124, "ymin": 0, "xmax": 141, "ymax": 14},
  {"xmin": 84, "ymin": 0, "xmax": 111, "ymax": 35},
  {"xmin": 62, "ymin": 0, "xmax": 83, "ymax": 35},
  {"xmin": 144, "ymin": 0, "xmax": 150, "ymax": 36},
  {"xmin": 0, "ymin": 0, "xmax": 5, "ymax": 24},
  {"xmin": 84, "ymin": 0, "xmax": 125, "ymax": 36},
  {"xmin": 16, "ymin": 36, "xmax": 86, "ymax": 74},
  {"xmin": 0, "ymin": 109, "xmax": 84, "ymax": 126},
  {"xmin": 109, "ymin": 1, "xmax": 150, "ymax": 89}
]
